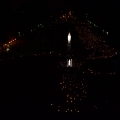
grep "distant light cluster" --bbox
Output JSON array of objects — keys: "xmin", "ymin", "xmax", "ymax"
[
  {"xmin": 58, "ymin": 72, "xmax": 87, "ymax": 112},
  {"xmin": 75, "ymin": 22, "xmax": 116, "ymax": 59},
  {"xmin": 3, "ymin": 38, "xmax": 16, "ymax": 47},
  {"xmin": 59, "ymin": 11, "xmax": 76, "ymax": 23}
]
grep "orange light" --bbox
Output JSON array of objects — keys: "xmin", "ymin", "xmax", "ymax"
[{"xmin": 9, "ymin": 42, "xmax": 10, "ymax": 43}]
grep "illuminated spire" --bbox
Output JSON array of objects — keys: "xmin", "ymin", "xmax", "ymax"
[{"xmin": 68, "ymin": 33, "xmax": 71, "ymax": 43}]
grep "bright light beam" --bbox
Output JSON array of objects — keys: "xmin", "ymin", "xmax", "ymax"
[
  {"xmin": 68, "ymin": 60, "xmax": 71, "ymax": 66},
  {"xmin": 68, "ymin": 33, "xmax": 71, "ymax": 43}
]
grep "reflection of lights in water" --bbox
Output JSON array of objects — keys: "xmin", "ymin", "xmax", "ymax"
[
  {"xmin": 68, "ymin": 60, "xmax": 70, "ymax": 65},
  {"xmin": 67, "ymin": 59, "xmax": 72, "ymax": 67},
  {"xmin": 60, "ymin": 59, "xmax": 87, "ymax": 112}
]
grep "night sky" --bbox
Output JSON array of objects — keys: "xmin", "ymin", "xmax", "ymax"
[
  {"xmin": 0, "ymin": 1, "xmax": 120, "ymax": 114},
  {"xmin": 1, "ymin": 0, "xmax": 120, "ymax": 42}
]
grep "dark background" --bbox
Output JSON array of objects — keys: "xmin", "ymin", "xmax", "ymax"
[{"xmin": 1, "ymin": 0, "xmax": 120, "ymax": 44}]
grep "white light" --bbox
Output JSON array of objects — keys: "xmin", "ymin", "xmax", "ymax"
[
  {"xmin": 68, "ymin": 60, "xmax": 70, "ymax": 65},
  {"xmin": 68, "ymin": 33, "xmax": 71, "ymax": 43},
  {"xmin": 106, "ymin": 32, "xmax": 108, "ymax": 35},
  {"xmin": 115, "ymin": 52, "xmax": 117, "ymax": 54},
  {"xmin": 6, "ymin": 48, "xmax": 9, "ymax": 52},
  {"xmin": 67, "ymin": 59, "xmax": 72, "ymax": 67}
]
